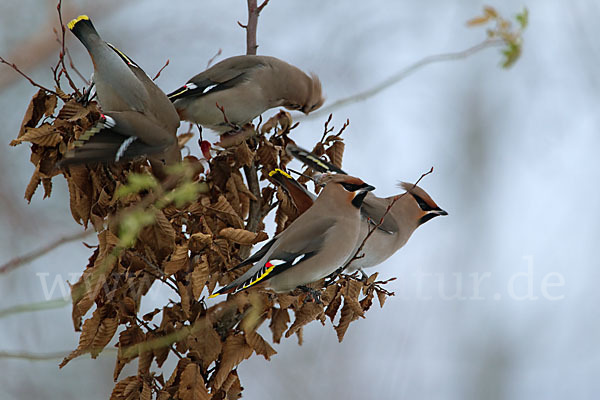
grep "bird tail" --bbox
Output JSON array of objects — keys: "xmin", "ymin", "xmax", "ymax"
[
  {"xmin": 58, "ymin": 115, "xmax": 166, "ymax": 167},
  {"xmin": 285, "ymin": 144, "xmax": 347, "ymax": 174},
  {"xmin": 268, "ymin": 169, "xmax": 315, "ymax": 214},
  {"xmin": 67, "ymin": 15, "xmax": 101, "ymax": 49}
]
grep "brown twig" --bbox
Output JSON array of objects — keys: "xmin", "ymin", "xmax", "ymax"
[
  {"xmin": 0, "ymin": 230, "xmax": 95, "ymax": 274},
  {"xmin": 135, "ymin": 316, "xmax": 183, "ymax": 360},
  {"xmin": 307, "ymin": 38, "xmax": 504, "ymax": 120},
  {"xmin": 344, "ymin": 167, "xmax": 435, "ymax": 270},
  {"xmin": 64, "ymin": 47, "xmax": 89, "ymax": 84},
  {"xmin": 319, "ymin": 114, "xmax": 334, "ymax": 143},
  {"xmin": 0, "ymin": 56, "xmax": 60, "ymax": 96},
  {"xmin": 55, "ymin": 0, "xmax": 80, "ymax": 95},
  {"xmin": 206, "ymin": 48, "xmax": 223, "ymax": 68},
  {"xmin": 152, "ymin": 59, "xmax": 170, "ymax": 81},
  {"xmin": 238, "ymin": 0, "xmax": 270, "ymax": 258}
]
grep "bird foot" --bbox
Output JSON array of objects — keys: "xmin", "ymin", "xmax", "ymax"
[
  {"xmin": 297, "ymin": 285, "xmax": 322, "ymax": 304},
  {"xmin": 216, "ymin": 124, "xmax": 256, "ymax": 148},
  {"xmin": 76, "ymin": 83, "xmax": 96, "ymax": 106}
]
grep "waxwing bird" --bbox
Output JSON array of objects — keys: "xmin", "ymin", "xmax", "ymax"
[
  {"xmin": 210, "ymin": 174, "xmax": 375, "ymax": 296},
  {"xmin": 59, "ymin": 15, "xmax": 181, "ymax": 179},
  {"xmin": 167, "ymin": 55, "xmax": 324, "ymax": 136},
  {"xmin": 284, "ymin": 144, "xmax": 447, "ymax": 273}
]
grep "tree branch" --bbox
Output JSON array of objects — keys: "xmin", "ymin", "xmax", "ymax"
[
  {"xmin": 0, "ymin": 298, "xmax": 70, "ymax": 319},
  {"xmin": 307, "ymin": 39, "xmax": 504, "ymax": 120},
  {"xmin": 0, "ymin": 56, "xmax": 60, "ymax": 96},
  {"xmin": 239, "ymin": 0, "xmax": 271, "ymax": 258},
  {"xmin": 0, "ymin": 230, "xmax": 94, "ymax": 274}
]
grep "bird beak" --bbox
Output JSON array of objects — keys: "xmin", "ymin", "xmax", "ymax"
[
  {"xmin": 359, "ymin": 184, "xmax": 376, "ymax": 193},
  {"xmin": 434, "ymin": 208, "xmax": 448, "ymax": 216}
]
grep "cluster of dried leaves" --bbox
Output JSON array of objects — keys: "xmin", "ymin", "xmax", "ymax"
[{"xmin": 11, "ymin": 84, "xmax": 393, "ymax": 399}]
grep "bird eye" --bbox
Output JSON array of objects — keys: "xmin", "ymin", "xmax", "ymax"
[
  {"xmin": 412, "ymin": 194, "xmax": 433, "ymax": 211},
  {"xmin": 340, "ymin": 182, "xmax": 362, "ymax": 192}
]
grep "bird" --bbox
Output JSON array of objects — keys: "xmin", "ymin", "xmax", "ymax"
[
  {"xmin": 167, "ymin": 55, "xmax": 324, "ymax": 138},
  {"xmin": 281, "ymin": 145, "xmax": 448, "ymax": 274},
  {"xmin": 209, "ymin": 173, "xmax": 375, "ymax": 296},
  {"xmin": 60, "ymin": 15, "xmax": 181, "ymax": 179}
]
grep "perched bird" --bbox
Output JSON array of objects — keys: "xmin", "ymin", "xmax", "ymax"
[
  {"xmin": 60, "ymin": 15, "xmax": 181, "ymax": 179},
  {"xmin": 282, "ymin": 145, "xmax": 447, "ymax": 274},
  {"xmin": 167, "ymin": 55, "xmax": 324, "ymax": 136},
  {"xmin": 210, "ymin": 174, "xmax": 375, "ymax": 296}
]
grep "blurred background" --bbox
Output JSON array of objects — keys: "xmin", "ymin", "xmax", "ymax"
[{"xmin": 1, "ymin": 0, "xmax": 598, "ymax": 399}]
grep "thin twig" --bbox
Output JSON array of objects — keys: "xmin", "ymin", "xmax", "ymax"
[
  {"xmin": 0, "ymin": 298, "xmax": 70, "ymax": 319},
  {"xmin": 206, "ymin": 48, "xmax": 223, "ymax": 68},
  {"xmin": 0, "ymin": 230, "xmax": 95, "ymax": 274},
  {"xmin": 64, "ymin": 47, "xmax": 89, "ymax": 84},
  {"xmin": 0, "ymin": 56, "xmax": 60, "ymax": 96},
  {"xmin": 307, "ymin": 39, "xmax": 504, "ymax": 120},
  {"xmin": 136, "ymin": 316, "xmax": 183, "ymax": 360},
  {"xmin": 239, "ymin": 0, "xmax": 270, "ymax": 258},
  {"xmin": 56, "ymin": 0, "xmax": 80, "ymax": 95},
  {"xmin": 152, "ymin": 59, "xmax": 170, "ymax": 81},
  {"xmin": 135, "ymin": 252, "xmax": 180, "ymax": 294}
]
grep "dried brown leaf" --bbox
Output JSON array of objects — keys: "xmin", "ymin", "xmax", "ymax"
[
  {"xmin": 285, "ymin": 302, "xmax": 324, "ymax": 338},
  {"xmin": 114, "ymin": 325, "xmax": 145, "ymax": 380},
  {"xmin": 376, "ymin": 289, "xmax": 388, "ymax": 308},
  {"xmin": 268, "ymin": 307, "xmax": 290, "ymax": 344},
  {"xmin": 209, "ymin": 196, "xmax": 244, "ymax": 228},
  {"xmin": 245, "ymin": 331, "xmax": 276, "ymax": 360},
  {"xmin": 191, "ymin": 255, "xmax": 210, "ymax": 298},
  {"xmin": 325, "ymin": 140, "xmax": 345, "ymax": 170},
  {"xmin": 335, "ymin": 300, "xmax": 360, "ymax": 342},
  {"xmin": 324, "ymin": 287, "xmax": 343, "ymax": 322},
  {"xmin": 234, "ymin": 141, "xmax": 254, "ymax": 167},
  {"xmin": 24, "ymin": 170, "xmax": 41, "ymax": 203},
  {"xmin": 219, "ymin": 227, "xmax": 268, "ymax": 245},
  {"xmin": 110, "ymin": 376, "xmax": 138, "ymax": 400},
  {"xmin": 17, "ymin": 89, "xmax": 55, "ymax": 139},
  {"xmin": 212, "ymin": 334, "xmax": 253, "ymax": 390},
  {"xmin": 177, "ymin": 363, "xmax": 210, "ymax": 400},
  {"xmin": 188, "ymin": 317, "xmax": 222, "ymax": 370},
  {"xmin": 164, "ymin": 243, "xmax": 189, "ymax": 275},
  {"xmin": 12, "ymin": 124, "xmax": 62, "ymax": 147}
]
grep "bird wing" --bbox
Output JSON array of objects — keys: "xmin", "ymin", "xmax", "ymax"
[
  {"xmin": 211, "ymin": 216, "xmax": 335, "ymax": 296},
  {"xmin": 59, "ymin": 111, "xmax": 176, "ymax": 167},
  {"xmin": 360, "ymin": 194, "xmax": 399, "ymax": 234},
  {"xmin": 167, "ymin": 56, "xmax": 269, "ymax": 101}
]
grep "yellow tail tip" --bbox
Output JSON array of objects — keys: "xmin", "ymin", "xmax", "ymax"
[
  {"xmin": 208, "ymin": 292, "xmax": 221, "ymax": 299},
  {"xmin": 269, "ymin": 168, "xmax": 292, "ymax": 179},
  {"xmin": 67, "ymin": 15, "xmax": 89, "ymax": 30}
]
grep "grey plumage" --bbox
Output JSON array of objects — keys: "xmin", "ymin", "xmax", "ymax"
[
  {"xmin": 168, "ymin": 55, "xmax": 324, "ymax": 133},
  {"xmin": 60, "ymin": 15, "xmax": 180, "ymax": 179},
  {"xmin": 211, "ymin": 174, "xmax": 375, "ymax": 296},
  {"xmin": 283, "ymin": 145, "xmax": 447, "ymax": 273}
]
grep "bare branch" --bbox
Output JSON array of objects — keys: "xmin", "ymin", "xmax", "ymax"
[
  {"xmin": 55, "ymin": 0, "xmax": 80, "ymax": 95},
  {"xmin": 0, "ymin": 298, "xmax": 70, "ymax": 319},
  {"xmin": 152, "ymin": 59, "xmax": 170, "ymax": 81},
  {"xmin": 307, "ymin": 39, "xmax": 504, "ymax": 120},
  {"xmin": 0, "ymin": 230, "xmax": 94, "ymax": 274},
  {"xmin": 0, "ymin": 56, "xmax": 60, "ymax": 96},
  {"xmin": 206, "ymin": 48, "xmax": 223, "ymax": 68},
  {"xmin": 239, "ymin": 0, "xmax": 271, "ymax": 258}
]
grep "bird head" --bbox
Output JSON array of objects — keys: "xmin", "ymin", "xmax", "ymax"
[
  {"xmin": 283, "ymin": 73, "xmax": 324, "ymax": 115},
  {"xmin": 398, "ymin": 182, "xmax": 448, "ymax": 226},
  {"xmin": 319, "ymin": 173, "xmax": 375, "ymax": 209}
]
